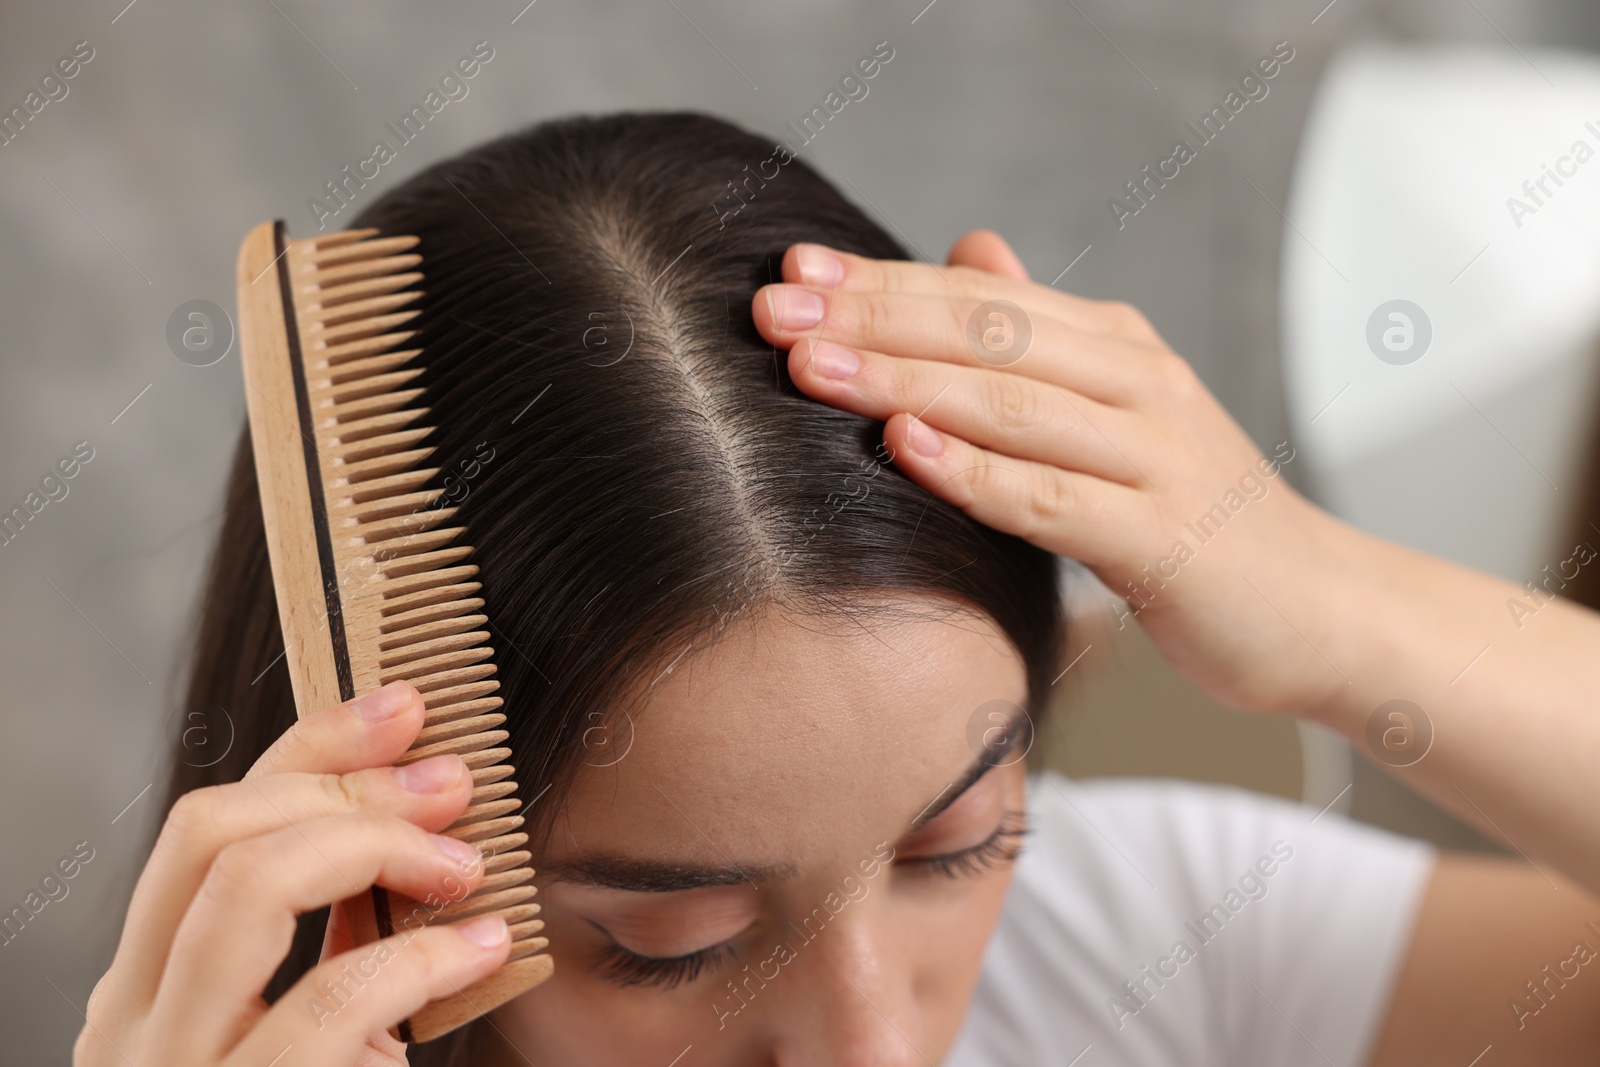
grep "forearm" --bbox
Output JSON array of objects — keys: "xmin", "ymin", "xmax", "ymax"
[{"xmin": 1302, "ymin": 513, "xmax": 1600, "ymax": 893}]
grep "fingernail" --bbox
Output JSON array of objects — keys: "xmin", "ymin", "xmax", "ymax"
[
  {"xmin": 906, "ymin": 417, "xmax": 943, "ymax": 457},
  {"xmin": 349, "ymin": 682, "xmax": 413, "ymax": 722},
  {"xmin": 431, "ymin": 833, "xmax": 482, "ymax": 868},
  {"xmin": 770, "ymin": 286, "xmax": 826, "ymax": 330},
  {"xmin": 808, "ymin": 339, "xmax": 859, "ymax": 380},
  {"xmin": 393, "ymin": 755, "xmax": 464, "ymax": 793},
  {"xmin": 455, "ymin": 915, "xmax": 508, "ymax": 948},
  {"xmin": 795, "ymin": 244, "xmax": 844, "ymax": 288}
]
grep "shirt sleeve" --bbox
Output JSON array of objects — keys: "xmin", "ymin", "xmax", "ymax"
[{"xmin": 949, "ymin": 772, "xmax": 1436, "ymax": 1067}]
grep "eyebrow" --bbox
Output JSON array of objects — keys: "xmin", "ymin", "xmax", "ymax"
[
  {"xmin": 909, "ymin": 704, "xmax": 1030, "ymax": 832},
  {"xmin": 540, "ymin": 855, "xmax": 799, "ymax": 892},
  {"xmin": 542, "ymin": 704, "xmax": 1028, "ymax": 892}
]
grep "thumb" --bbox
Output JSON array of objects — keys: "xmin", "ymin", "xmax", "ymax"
[
  {"xmin": 946, "ymin": 229, "xmax": 1030, "ymax": 281},
  {"xmin": 324, "ymin": 901, "xmax": 413, "ymax": 1063}
]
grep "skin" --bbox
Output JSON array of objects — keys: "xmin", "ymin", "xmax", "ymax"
[
  {"xmin": 82, "ymin": 229, "xmax": 1600, "ymax": 1064},
  {"xmin": 81, "ymin": 601, "xmax": 1031, "ymax": 1067},
  {"xmin": 76, "ymin": 682, "xmax": 514, "ymax": 1066},
  {"xmin": 755, "ymin": 230, "xmax": 1600, "ymax": 896},
  {"xmin": 749, "ymin": 230, "xmax": 1600, "ymax": 1062},
  {"xmin": 491, "ymin": 598, "xmax": 1029, "ymax": 1066}
]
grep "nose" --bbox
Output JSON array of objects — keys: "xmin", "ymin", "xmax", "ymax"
[{"xmin": 769, "ymin": 901, "xmax": 927, "ymax": 1067}]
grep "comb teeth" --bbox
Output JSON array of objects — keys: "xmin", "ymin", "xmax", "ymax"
[{"xmin": 267, "ymin": 227, "xmax": 551, "ymax": 1039}]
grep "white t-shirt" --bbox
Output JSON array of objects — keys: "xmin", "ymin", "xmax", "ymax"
[{"xmin": 946, "ymin": 772, "xmax": 1435, "ymax": 1067}]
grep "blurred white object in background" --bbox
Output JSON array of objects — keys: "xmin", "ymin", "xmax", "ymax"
[{"xmin": 1282, "ymin": 43, "xmax": 1600, "ymax": 807}]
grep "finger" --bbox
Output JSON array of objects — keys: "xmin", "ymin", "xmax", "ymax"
[
  {"xmin": 247, "ymin": 681, "xmax": 427, "ymax": 780},
  {"xmin": 224, "ymin": 918, "xmax": 510, "ymax": 1067},
  {"xmin": 756, "ymin": 284, "xmax": 1158, "ymax": 405},
  {"xmin": 779, "ymin": 241, "xmax": 1150, "ymax": 339},
  {"xmin": 322, "ymin": 897, "xmax": 357, "ymax": 961},
  {"xmin": 317, "ymin": 901, "xmax": 416, "ymax": 1067},
  {"xmin": 149, "ymin": 811, "xmax": 489, "ymax": 1060},
  {"xmin": 790, "ymin": 337, "xmax": 1150, "ymax": 488},
  {"xmin": 881, "ymin": 411, "xmax": 1154, "ymax": 568},
  {"xmin": 104, "ymin": 754, "xmax": 471, "ymax": 1021},
  {"xmin": 353, "ymin": 1029, "xmax": 410, "ymax": 1067},
  {"xmin": 946, "ymin": 228, "xmax": 1030, "ymax": 280}
]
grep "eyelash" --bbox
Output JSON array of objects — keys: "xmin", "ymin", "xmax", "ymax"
[
  {"xmin": 589, "ymin": 809, "xmax": 1032, "ymax": 990},
  {"xmin": 900, "ymin": 807, "xmax": 1032, "ymax": 879},
  {"xmin": 593, "ymin": 932, "xmax": 739, "ymax": 990}
]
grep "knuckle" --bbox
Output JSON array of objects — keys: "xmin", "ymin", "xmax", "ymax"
[
  {"xmin": 1101, "ymin": 299, "xmax": 1150, "ymax": 336},
  {"xmin": 886, "ymin": 359, "xmax": 922, "ymax": 411},
  {"xmin": 82, "ymin": 971, "xmax": 116, "ymax": 1029},
  {"xmin": 319, "ymin": 770, "xmax": 366, "ymax": 814},
  {"xmin": 948, "ymin": 263, "xmax": 989, "ymax": 293},
  {"xmin": 1026, "ymin": 473, "xmax": 1074, "ymax": 536},
  {"xmin": 964, "ymin": 458, "xmax": 1013, "ymax": 514},
  {"xmin": 408, "ymin": 931, "xmax": 452, "ymax": 982},
  {"xmin": 163, "ymin": 786, "xmax": 223, "ymax": 848},
  {"xmin": 855, "ymin": 291, "xmax": 891, "ymax": 340},
  {"xmin": 1156, "ymin": 350, "xmax": 1201, "ymax": 397},
  {"xmin": 204, "ymin": 839, "xmax": 267, "ymax": 904},
  {"xmin": 989, "ymin": 376, "xmax": 1039, "ymax": 428}
]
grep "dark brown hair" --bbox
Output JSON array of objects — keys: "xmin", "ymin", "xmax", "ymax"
[{"xmin": 165, "ymin": 110, "xmax": 1064, "ymax": 1063}]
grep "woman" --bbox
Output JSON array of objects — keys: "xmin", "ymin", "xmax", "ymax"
[{"xmin": 78, "ymin": 112, "xmax": 1600, "ymax": 1066}]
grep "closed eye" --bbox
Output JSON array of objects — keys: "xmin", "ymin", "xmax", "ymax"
[
  {"xmin": 898, "ymin": 807, "xmax": 1031, "ymax": 879},
  {"xmin": 585, "ymin": 810, "xmax": 1032, "ymax": 991},
  {"xmin": 589, "ymin": 920, "xmax": 740, "ymax": 989}
]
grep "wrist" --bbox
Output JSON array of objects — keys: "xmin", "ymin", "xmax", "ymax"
[
  {"xmin": 1270, "ymin": 503, "xmax": 1406, "ymax": 727},
  {"xmin": 1285, "ymin": 507, "xmax": 1485, "ymax": 736}
]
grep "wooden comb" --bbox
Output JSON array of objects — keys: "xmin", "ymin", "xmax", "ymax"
[{"xmin": 234, "ymin": 220, "xmax": 553, "ymax": 1042}]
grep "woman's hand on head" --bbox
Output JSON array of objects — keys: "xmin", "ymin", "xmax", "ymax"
[
  {"xmin": 76, "ymin": 681, "xmax": 511, "ymax": 1067},
  {"xmin": 753, "ymin": 232, "xmax": 1367, "ymax": 716}
]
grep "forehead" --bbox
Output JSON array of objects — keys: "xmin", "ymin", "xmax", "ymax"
[{"xmin": 548, "ymin": 598, "xmax": 1027, "ymax": 863}]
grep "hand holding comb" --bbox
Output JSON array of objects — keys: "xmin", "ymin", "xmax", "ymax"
[{"xmin": 235, "ymin": 220, "xmax": 553, "ymax": 1042}]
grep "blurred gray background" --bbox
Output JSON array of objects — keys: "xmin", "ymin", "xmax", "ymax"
[{"xmin": 5, "ymin": 0, "xmax": 1600, "ymax": 1061}]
